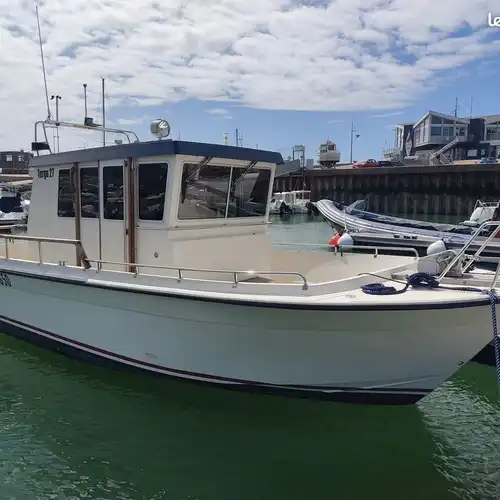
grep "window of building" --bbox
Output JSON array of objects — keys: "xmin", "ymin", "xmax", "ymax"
[
  {"xmin": 103, "ymin": 166, "xmax": 124, "ymax": 220},
  {"xmin": 138, "ymin": 162, "xmax": 168, "ymax": 221},
  {"xmin": 58, "ymin": 169, "xmax": 75, "ymax": 217},
  {"xmin": 431, "ymin": 126, "xmax": 442, "ymax": 136},
  {"xmin": 5, "ymin": 154, "xmax": 12, "ymax": 162},
  {"xmin": 443, "ymin": 118, "xmax": 454, "ymax": 125},
  {"xmin": 226, "ymin": 167, "xmax": 271, "ymax": 218},
  {"xmin": 178, "ymin": 163, "xmax": 231, "ymax": 220},
  {"xmin": 414, "ymin": 128, "xmax": 421, "ymax": 144},
  {"xmin": 431, "ymin": 115, "xmax": 442, "ymax": 125},
  {"xmin": 80, "ymin": 167, "xmax": 99, "ymax": 218}
]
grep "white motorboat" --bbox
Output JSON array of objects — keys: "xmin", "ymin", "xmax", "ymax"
[
  {"xmin": 0, "ymin": 117, "xmax": 498, "ymax": 406},
  {"xmin": 269, "ymin": 190, "xmax": 314, "ymax": 214},
  {"xmin": 462, "ymin": 200, "xmax": 499, "ymax": 228},
  {"xmin": 0, "ymin": 183, "xmax": 28, "ymax": 226},
  {"xmin": 318, "ymin": 140, "xmax": 341, "ymax": 167}
]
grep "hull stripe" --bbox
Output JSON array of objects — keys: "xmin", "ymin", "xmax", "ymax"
[{"xmin": 0, "ymin": 314, "xmax": 430, "ymax": 396}]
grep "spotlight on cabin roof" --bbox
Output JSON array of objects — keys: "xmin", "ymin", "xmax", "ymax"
[{"xmin": 150, "ymin": 119, "xmax": 171, "ymax": 140}]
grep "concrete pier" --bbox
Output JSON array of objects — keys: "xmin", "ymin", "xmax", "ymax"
[{"xmin": 273, "ymin": 163, "xmax": 500, "ymax": 217}]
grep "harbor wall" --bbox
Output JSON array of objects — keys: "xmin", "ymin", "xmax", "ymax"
[{"xmin": 273, "ymin": 164, "xmax": 500, "ymax": 217}]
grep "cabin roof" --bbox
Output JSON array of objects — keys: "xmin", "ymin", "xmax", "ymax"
[{"xmin": 30, "ymin": 140, "xmax": 284, "ymax": 167}]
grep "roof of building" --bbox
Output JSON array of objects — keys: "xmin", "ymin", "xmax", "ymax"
[
  {"xmin": 400, "ymin": 110, "xmax": 500, "ymax": 130},
  {"xmin": 30, "ymin": 140, "xmax": 284, "ymax": 168}
]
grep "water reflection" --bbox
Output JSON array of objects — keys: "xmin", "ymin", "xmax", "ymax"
[{"xmin": 0, "ymin": 334, "xmax": 453, "ymax": 500}]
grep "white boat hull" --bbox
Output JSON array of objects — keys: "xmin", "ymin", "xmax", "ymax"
[{"xmin": 0, "ymin": 264, "xmax": 493, "ymax": 405}]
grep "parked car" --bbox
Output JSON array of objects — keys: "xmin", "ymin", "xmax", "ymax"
[
  {"xmin": 352, "ymin": 159, "xmax": 378, "ymax": 168},
  {"xmin": 477, "ymin": 157, "xmax": 497, "ymax": 164}
]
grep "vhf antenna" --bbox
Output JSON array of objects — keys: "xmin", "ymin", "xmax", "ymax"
[{"xmin": 36, "ymin": 5, "xmax": 51, "ymax": 120}]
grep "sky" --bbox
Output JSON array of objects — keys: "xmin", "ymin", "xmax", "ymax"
[{"xmin": 0, "ymin": 0, "xmax": 500, "ymax": 162}]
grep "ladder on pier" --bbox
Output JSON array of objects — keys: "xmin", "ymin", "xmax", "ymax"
[{"xmin": 429, "ymin": 138, "xmax": 460, "ymax": 166}]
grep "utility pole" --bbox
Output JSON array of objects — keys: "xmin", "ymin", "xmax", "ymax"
[{"xmin": 349, "ymin": 122, "xmax": 359, "ymax": 163}]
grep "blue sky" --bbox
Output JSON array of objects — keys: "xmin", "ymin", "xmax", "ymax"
[
  {"xmin": 108, "ymin": 53, "xmax": 500, "ymax": 163},
  {"xmin": 1, "ymin": 1, "xmax": 500, "ymax": 159}
]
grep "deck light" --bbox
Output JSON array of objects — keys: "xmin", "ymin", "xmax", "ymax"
[{"xmin": 150, "ymin": 119, "xmax": 171, "ymax": 140}]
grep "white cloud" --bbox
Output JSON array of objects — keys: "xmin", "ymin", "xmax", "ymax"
[
  {"xmin": 116, "ymin": 115, "xmax": 151, "ymax": 125},
  {"xmin": 370, "ymin": 111, "xmax": 404, "ymax": 118},
  {"xmin": 206, "ymin": 107, "xmax": 233, "ymax": 118},
  {"xmin": 0, "ymin": 0, "xmax": 499, "ymax": 150}
]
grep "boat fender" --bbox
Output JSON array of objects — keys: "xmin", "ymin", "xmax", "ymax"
[
  {"xmin": 328, "ymin": 234, "xmax": 341, "ymax": 247},
  {"xmin": 338, "ymin": 233, "xmax": 354, "ymax": 247},
  {"xmin": 426, "ymin": 239, "xmax": 447, "ymax": 256}
]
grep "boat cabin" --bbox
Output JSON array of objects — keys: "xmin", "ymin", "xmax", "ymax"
[
  {"xmin": 318, "ymin": 140, "xmax": 341, "ymax": 167},
  {"xmin": 27, "ymin": 133, "xmax": 284, "ymax": 276}
]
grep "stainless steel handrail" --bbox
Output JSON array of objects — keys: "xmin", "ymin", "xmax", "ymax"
[
  {"xmin": 85, "ymin": 259, "xmax": 309, "ymax": 290},
  {"xmin": 437, "ymin": 220, "xmax": 500, "ymax": 288},
  {"xmin": 0, "ymin": 234, "xmax": 91, "ymax": 270},
  {"xmin": 275, "ymin": 242, "xmax": 419, "ymax": 258}
]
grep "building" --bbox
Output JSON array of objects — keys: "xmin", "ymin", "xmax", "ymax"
[
  {"xmin": 0, "ymin": 150, "xmax": 32, "ymax": 173},
  {"xmin": 382, "ymin": 111, "xmax": 500, "ymax": 165}
]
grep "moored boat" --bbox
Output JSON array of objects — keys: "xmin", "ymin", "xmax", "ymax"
[
  {"xmin": 0, "ymin": 117, "xmax": 498, "ymax": 405},
  {"xmin": 316, "ymin": 199, "xmax": 480, "ymax": 239}
]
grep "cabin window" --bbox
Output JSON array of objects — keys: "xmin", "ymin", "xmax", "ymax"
[
  {"xmin": 226, "ymin": 167, "xmax": 271, "ymax": 218},
  {"xmin": 138, "ymin": 162, "xmax": 168, "ymax": 221},
  {"xmin": 178, "ymin": 163, "xmax": 231, "ymax": 220},
  {"xmin": 80, "ymin": 167, "xmax": 100, "ymax": 218},
  {"xmin": 57, "ymin": 169, "xmax": 75, "ymax": 217},
  {"xmin": 103, "ymin": 166, "xmax": 124, "ymax": 220}
]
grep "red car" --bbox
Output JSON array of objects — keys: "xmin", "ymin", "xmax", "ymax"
[{"xmin": 352, "ymin": 159, "xmax": 377, "ymax": 168}]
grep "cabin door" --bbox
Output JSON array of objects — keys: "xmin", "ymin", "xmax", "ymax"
[
  {"xmin": 78, "ymin": 162, "xmax": 101, "ymax": 262},
  {"xmin": 99, "ymin": 160, "xmax": 126, "ymax": 270}
]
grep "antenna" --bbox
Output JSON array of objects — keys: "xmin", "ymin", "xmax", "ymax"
[
  {"xmin": 101, "ymin": 77, "xmax": 106, "ymax": 146},
  {"xmin": 36, "ymin": 6, "xmax": 51, "ymax": 120}
]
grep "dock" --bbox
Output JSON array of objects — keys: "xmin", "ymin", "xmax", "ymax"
[{"xmin": 273, "ymin": 161, "xmax": 500, "ymax": 218}]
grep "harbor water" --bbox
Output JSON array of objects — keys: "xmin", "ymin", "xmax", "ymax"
[{"xmin": 1, "ymin": 214, "xmax": 500, "ymax": 500}]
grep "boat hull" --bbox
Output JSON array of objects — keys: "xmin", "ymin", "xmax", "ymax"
[{"xmin": 0, "ymin": 269, "xmax": 494, "ymax": 405}]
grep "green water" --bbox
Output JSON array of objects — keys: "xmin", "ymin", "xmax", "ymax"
[{"xmin": 1, "ymin": 215, "xmax": 500, "ymax": 500}]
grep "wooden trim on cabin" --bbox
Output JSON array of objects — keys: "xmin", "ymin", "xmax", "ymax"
[
  {"xmin": 126, "ymin": 157, "xmax": 137, "ymax": 273},
  {"xmin": 72, "ymin": 162, "xmax": 82, "ymax": 267}
]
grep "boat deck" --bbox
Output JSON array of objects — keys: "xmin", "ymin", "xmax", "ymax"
[{"xmin": 0, "ymin": 236, "xmax": 494, "ymax": 308}]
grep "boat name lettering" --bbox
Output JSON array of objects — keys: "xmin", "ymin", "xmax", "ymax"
[
  {"xmin": 0, "ymin": 272, "xmax": 11, "ymax": 287},
  {"xmin": 38, "ymin": 168, "xmax": 55, "ymax": 179}
]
